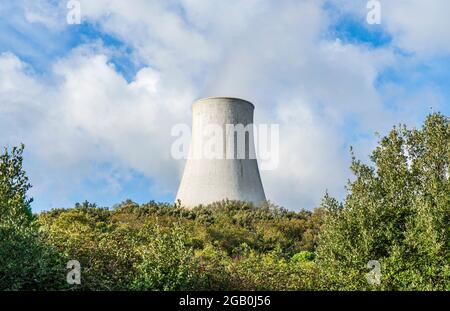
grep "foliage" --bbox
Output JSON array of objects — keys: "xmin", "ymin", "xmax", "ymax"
[
  {"xmin": 291, "ymin": 251, "xmax": 315, "ymax": 263},
  {"xmin": 316, "ymin": 113, "xmax": 449, "ymax": 290},
  {"xmin": 0, "ymin": 144, "xmax": 33, "ymax": 225},
  {"xmin": 0, "ymin": 145, "xmax": 66, "ymax": 290},
  {"xmin": 1, "ymin": 113, "xmax": 448, "ymax": 291},
  {"xmin": 132, "ymin": 225, "xmax": 200, "ymax": 290},
  {"xmin": 37, "ymin": 199, "xmax": 321, "ymax": 290}
]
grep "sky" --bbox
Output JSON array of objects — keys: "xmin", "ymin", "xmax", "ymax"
[{"xmin": 0, "ymin": 0, "xmax": 449, "ymax": 212}]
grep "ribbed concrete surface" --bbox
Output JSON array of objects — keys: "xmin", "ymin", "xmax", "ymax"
[{"xmin": 176, "ymin": 97, "xmax": 266, "ymax": 208}]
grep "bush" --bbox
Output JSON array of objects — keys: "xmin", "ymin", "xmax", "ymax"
[
  {"xmin": 316, "ymin": 113, "xmax": 449, "ymax": 290},
  {"xmin": 132, "ymin": 225, "xmax": 201, "ymax": 290},
  {"xmin": 2, "ymin": 113, "xmax": 447, "ymax": 291}
]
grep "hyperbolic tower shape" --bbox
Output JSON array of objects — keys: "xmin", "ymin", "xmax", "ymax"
[{"xmin": 176, "ymin": 97, "xmax": 266, "ymax": 208}]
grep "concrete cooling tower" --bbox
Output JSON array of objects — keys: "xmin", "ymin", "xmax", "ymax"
[{"xmin": 176, "ymin": 97, "xmax": 266, "ymax": 208}]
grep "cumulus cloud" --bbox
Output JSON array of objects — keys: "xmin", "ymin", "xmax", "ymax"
[
  {"xmin": 72, "ymin": 0, "xmax": 394, "ymax": 208},
  {"xmin": 0, "ymin": 46, "xmax": 192, "ymax": 208},
  {"xmin": 381, "ymin": 0, "xmax": 450, "ymax": 56},
  {"xmin": 0, "ymin": 0, "xmax": 448, "ymax": 211},
  {"xmin": 331, "ymin": 0, "xmax": 450, "ymax": 56}
]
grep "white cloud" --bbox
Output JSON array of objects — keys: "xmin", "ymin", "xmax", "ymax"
[
  {"xmin": 0, "ymin": 53, "xmax": 47, "ymax": 141},
  {"xmin": 70, "ymin": 0, "xmax": 396, "ymax": 208},
  {"xmin": 16, "ymin": 0, "xmax": 67, "ymax": 31},
  {"xmin": 383, "ymin": 0, "xmax": 450, "ymax": 56},
  {"xmin": 263, "ymin": 98, "xmax": 349, "ymax": 209},
  {"xmin": 1, "ymin": 0, "xmax": 448, "ymax": 211},
  {"xmin": 330, "ymin": 0, "xmax": 450, "ymax": 56},
  {"xmin": 0, "ymin": 46, "xmax": 193, "ymax": 207}
]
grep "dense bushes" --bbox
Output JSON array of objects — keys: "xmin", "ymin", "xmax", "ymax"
[
  {"xmin": 316, "ymin": 113, "xmax": 449, "ymax": 290},
  {"xmin": 0, "ymin": 113, "xmax": 448, "ymax": 290},
  {"xmin": 132, "ymin": 225, "xmax": 200, "ymax": 290},
  {"xmin": 36, "ymin": 200, "xmax": 321, "ymax": 290}
]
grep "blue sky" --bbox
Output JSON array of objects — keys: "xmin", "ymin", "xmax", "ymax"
[{"xmin": 0, "ymin": 0, "xmax": 449, "ymax": 212}]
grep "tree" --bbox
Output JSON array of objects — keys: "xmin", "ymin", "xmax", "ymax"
[
  {"xmin": 0, "ymin": 145, "xmax": 65, "ymax": 290},
  {"xmin": 0, "ymin": 144, "xmax": 33, "ymax": 226},
  {"xmin": 316, "ymin": 113, "xmax": 449, "ymax": 290}
]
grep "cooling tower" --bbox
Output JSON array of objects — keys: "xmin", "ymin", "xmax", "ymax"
[{"xmin": 176, "ymin": 97, "xmax": 266, "ymax": 208}]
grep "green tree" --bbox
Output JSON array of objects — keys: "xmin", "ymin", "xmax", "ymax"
[
  {"xmin": 0, "ymin": 144, "xmax": 33, "ymax": 225},
  {"xmin": 316, "ymin": 113, "xmax": 449, "ymax": 290},
  {"xmin": 0, "ymin": 145, "xmax": 65, "ymax": 290}
]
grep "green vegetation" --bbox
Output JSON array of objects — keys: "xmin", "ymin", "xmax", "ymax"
[
  {"xmin": 34, "ymin": 200, "xmax": 322, "ymax": 290},
  {"xmin": 0, "ymin": 145, "xmax": 66, "ymax": 290},
  {"xmin": 0, "ymin": 113, "xmax": 448, "ymax": 290},
  {"xmin": 316, "ymin": 113, "xmax": 449, "ymax": 290}
]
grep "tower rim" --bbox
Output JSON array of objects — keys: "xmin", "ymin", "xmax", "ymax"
[{"xmin": 193, "ymin": 96, "xmax": 254, "ymax": 109}]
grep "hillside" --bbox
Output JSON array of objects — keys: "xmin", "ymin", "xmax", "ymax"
[{"xmin": 1, "ymin": 113, "xmax": 448, "ymax": 290}]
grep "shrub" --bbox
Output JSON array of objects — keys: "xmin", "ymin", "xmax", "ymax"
[
  {"xmin": 132, "ymin": 225, "xmax": 201, "ymax": 290},
  {"xmin": 316, "ymin": 113, "xmax": 449, "ymax": 290}
]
